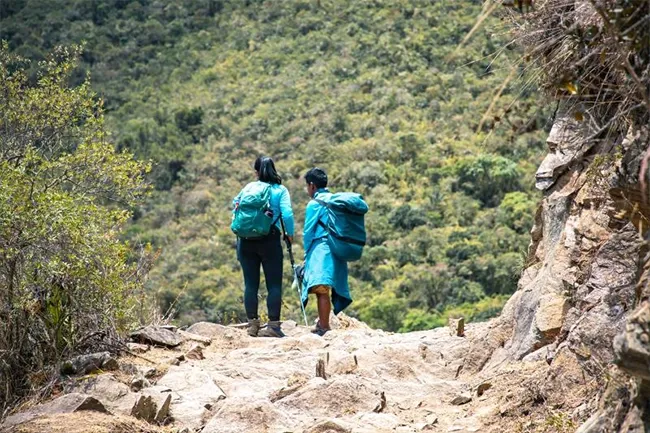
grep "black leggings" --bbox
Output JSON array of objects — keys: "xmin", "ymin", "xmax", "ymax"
[{"xmin": 237, "ymin": 228, "xmax": 283, "ymax": 321}]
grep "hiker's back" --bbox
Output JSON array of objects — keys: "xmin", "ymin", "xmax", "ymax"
[{"xmin": 233, "ymin": 156, "xmax": 294, "ymax": 338}]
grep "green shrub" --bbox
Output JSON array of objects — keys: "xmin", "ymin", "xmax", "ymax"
[{"xmin": 0, "ymin": 44, "xmax": 150, "ymax": 414}]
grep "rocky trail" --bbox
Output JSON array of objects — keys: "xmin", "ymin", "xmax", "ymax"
[{"xmin": 1, "ymin": 316, "xmax": 519, "ymax": 433}]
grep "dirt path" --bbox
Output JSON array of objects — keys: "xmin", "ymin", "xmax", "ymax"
[
  {"xmin": 168, "ymin": 319, "xmax": 490, "ymax": 432},
  {"xmin": 5, "ymin": 319, "xmax": 502, "ymax": 433}
]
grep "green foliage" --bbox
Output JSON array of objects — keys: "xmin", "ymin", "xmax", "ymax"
[
  {"xmin": 0, "ymin": 44, "xmax": 150, "ymax": 413},
  {"xmin": 399, "ymin": 295, "xmax": 510, "ymax": 332},
  {"xmin": 454, "ymin": 155, "xmax": 521, "ymax": 207},
  {"xmin": 2, "ymin": 0, "xmax": 549, "ymax": 331}
]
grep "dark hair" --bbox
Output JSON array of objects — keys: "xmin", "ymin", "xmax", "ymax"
[
  {"xmin": 255, "ymin": 156, "xmax": 281, "ymax": 184},
  {"xmin": 305, "ymin": 167, "xmax": 328, "ymax": 189}
]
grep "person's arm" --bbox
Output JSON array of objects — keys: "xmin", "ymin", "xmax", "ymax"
[
  {"xmin": 279, "ymin": 187, "xmax": 294, "ymax": 237},
  {"xmin": 303, "ymin": 200, "xmax": 321, "ymax": 254}
]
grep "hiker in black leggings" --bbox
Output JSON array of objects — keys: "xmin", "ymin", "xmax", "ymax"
[
  {"xmin": 237, "ymin": 228, "xmax": 283, "ymax": 326},
  {"xmin": 233, "ymin": 157, "xmax": 294, "ymax": 338}
]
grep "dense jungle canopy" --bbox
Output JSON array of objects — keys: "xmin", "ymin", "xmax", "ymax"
[{"xmin": 0, "ymin": 0, "xmax": 550, "ymax": 331}]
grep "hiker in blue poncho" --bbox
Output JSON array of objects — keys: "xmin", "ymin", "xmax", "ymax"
[
  {"xmin": 302, "ymin": 167, "xmax": 352, "ymax": 336},
  {"xmin": 232, "ymin": 156, "xmax": 294, "ymax": 338}
]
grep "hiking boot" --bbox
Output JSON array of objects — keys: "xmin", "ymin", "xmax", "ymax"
[
  {"xmin": 247, "ymin": 318, "xmax": 260, "ymax": 337},
  {"xmin": 258, "ymin": 321, "xmax": 285, "ymax": 338},
  {"xmin": 311, "ymin": 321, "xmax": 330, "ymax": 337}
]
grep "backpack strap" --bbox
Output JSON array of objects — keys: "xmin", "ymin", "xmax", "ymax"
[
  {"xmin": 269, "ymin": 186, "xmax": 282, "ymax": 227},
  {"xmin": 314, "ymin": 198, "xmax": 330, "ymax": 208},
  {"xmin": 314, "ymin": 198, "xmax": 329, "ymax": 232}
]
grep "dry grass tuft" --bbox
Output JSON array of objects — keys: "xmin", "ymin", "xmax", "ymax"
[{"xmin": 506, "ymin": 0, "xmax": 649, "ymax": 131}]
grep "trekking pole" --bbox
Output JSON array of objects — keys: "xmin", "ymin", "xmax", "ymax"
[{"xmin": 279, "ymin": 217, "xmax": 309, "ymax": 326}]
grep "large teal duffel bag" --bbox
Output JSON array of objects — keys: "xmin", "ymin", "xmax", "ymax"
[{"xmin": 316, "ymin": 192, "xmax": 369, "ymax": 261}]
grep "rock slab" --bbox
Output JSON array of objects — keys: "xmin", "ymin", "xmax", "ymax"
[
  {"xmin": 130, "ymin": 325, "xmax": 183, "ymax": 347},
  {"xmin": 1, "ymin": 393, "xmax": 108, "ymax": 428},
  {"xmin": 157, "ymin": 366, "xmax": 226, "ymax": 430},
  {"xmin": 186, "ymin": 322, "xmax": 230, "ymax": 339},
  {"xmin": 60, "ymin": 352, "xmax": 119, "ymax": 375}
]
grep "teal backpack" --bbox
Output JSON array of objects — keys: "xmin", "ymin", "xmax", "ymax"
[
  {"xmin": 231, "ymin": 182, "xmax": 275, "ymax": 238},
  {"xmin": 316, "ymin": 192, "xmax": 369, "ymax": 261}
]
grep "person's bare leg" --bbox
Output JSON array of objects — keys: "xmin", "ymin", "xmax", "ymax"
[{"xmin": 317, "ymin": 293, "xmax": 331, "ymax": 329}]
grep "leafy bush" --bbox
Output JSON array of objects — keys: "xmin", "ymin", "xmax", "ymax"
[{"xmin": 0, "ymin": 45, "xmax": 150, "ymax": 414}]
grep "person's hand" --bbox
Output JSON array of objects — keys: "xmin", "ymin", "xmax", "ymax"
[{"xmin": 286, "ymin": 235, "xmax": 293, "ymax": 244}]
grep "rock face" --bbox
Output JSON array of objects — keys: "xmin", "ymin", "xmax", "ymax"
[
  {"xmin": 614, "ymin": 301, "xmax": 650, "ymax": 382},
  {"xmin": 493, "ymin": 113, "xmax": 646, "ymax": 363},
  {"xmin": 479, "ymin": 109, "xmax": 650, "ymax": 430}
]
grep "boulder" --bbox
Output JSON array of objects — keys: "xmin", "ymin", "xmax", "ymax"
[
  {"xmin": 497, "ymin": 118, "xmax": 647, "ymax": 364},
  {"xmin": 130, "ymin": 326, "xmax": 183, "ymax": 348},
  {"xmin": 60, "ymin": 352, "xmax": 119, "ymax": 375},
  {"xmin": 142, "ymin": 386, "xmax": 173, "ymax": 424},
  {"xmin": 156, "ymin": 366, "xmax": 226, "ymax": 430},
  {"xmin": 74, "ymin": 374, "xmax": 130, "ymax": 404},
  {"xmin": 126, "ymin": 389, "xmax": 172, "ymax": 424},
  {"xmin": 186, "ymin": 322, "xmax": 231, "ymax": 339},
  {"xmin": 535, "ymin": 293, "xmax": 568, "ymax": 341},
  {"xmin": 1, "ymin": 393, "xmax": 108, "ymax": 428},
  {"xmin": 70, "ymin": 373, "xmax": 169, "ymax": 423},
  {"xmin": 178, "ymin": 329, "xmax": 212, "ymax": 345},
  {"xmin": 141, "ymin": 386, "xmax": 173, "ymax": 424}
]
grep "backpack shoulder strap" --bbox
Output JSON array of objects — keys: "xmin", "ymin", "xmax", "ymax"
[
  {"xmin": 311, "ymin": 198, "xmax": 329, "ymax": 230},
  {"xmin": 313, "ymin": 198, "xmax": 330, "ymax": 208}
]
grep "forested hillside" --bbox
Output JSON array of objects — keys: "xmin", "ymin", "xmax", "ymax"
[{"xmin": 1, "ymin": 0, "xmax": 549, "ymax": 331}]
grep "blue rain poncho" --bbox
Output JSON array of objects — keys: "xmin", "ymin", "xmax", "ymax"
[{"xmin": 301, "ymin": 189, "xmax": 352, "ymax": 314}]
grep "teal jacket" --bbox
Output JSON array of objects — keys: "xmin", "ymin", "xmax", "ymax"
[
  {"xmin": 233, "ymin": 181, "xmax": 294, "ymax": 236},
  {"xmin": 302, "ymin": 189, "xmax": 352, "ymax": 314}
]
